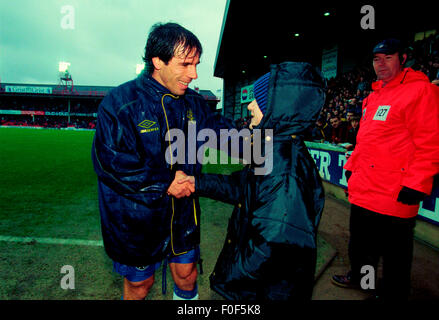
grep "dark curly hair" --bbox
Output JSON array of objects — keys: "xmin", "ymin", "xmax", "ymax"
[{"xmin": 143, "ymin": 22, "xmax": 203, "ymax": 74}]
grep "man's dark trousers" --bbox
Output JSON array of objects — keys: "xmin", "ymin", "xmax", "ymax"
[{"xmin": 348, "ymin": 204, "xmax": 416, "ymax": 300}]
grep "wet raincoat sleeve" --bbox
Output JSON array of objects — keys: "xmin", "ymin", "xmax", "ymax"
[
  {"xmin": 92, "ymin": 93, "xmax": 170, "ymax": 196},
  {"xmin": 402, "ymin": 84, "xmax": 439, "ymax": 194},
  {"xmin": 194, "ymin": 170, "xmax": 244, "ymax": 205}
]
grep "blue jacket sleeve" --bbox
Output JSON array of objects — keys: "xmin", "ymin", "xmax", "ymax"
[{"xmin": 92, "ymin": 92, "xmax": 170, "ymax": 195}]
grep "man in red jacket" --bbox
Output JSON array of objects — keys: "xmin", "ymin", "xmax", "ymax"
[{"xmin": 331, "ymin": 39, "xmax": 439, "ymax": 300}]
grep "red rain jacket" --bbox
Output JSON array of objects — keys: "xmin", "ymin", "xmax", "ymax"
[{"xmin": 345, "ymin": 68, "xmax": 439, "ymax": 218}]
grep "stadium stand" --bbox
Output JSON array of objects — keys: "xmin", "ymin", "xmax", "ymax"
[
  {"xmin": 1, "ymin": 33, "xmax": 437, "ymax": 132},
  {"xmin": 0, "ymin": 81, "xmax": 108, "ymax": 129},
  {"xmin": 0, "ymin": 81, "xmax": 220, "ymax": 130},
  {"xmin": 305, "ymin": 32, "xmax": 439, "ymax": 144}
]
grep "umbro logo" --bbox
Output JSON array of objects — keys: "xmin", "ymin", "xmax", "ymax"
[
  {"xmin": 138, "ymin": 119, "xmax": 159, "ymax": 134},
  {"xmin": 138, "ymin": 119, "xmax": 156, "ymax": 129}
]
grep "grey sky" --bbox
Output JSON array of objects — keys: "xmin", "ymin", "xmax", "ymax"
[{"xmin": 0, "ymin": 0, "xmax": 226, "ymax": 98}]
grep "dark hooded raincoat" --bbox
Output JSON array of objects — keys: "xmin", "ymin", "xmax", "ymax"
[{"xmin": 194, "ymin": 62, "xmax": 327, "ymax": 300}]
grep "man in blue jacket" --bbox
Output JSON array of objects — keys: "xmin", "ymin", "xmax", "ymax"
[{"xmin": 92, "ymin": 22, "xmax": 235, "ymax": 300}]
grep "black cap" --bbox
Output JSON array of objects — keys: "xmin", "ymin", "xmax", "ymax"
[{"xmin": 373, "ymin": 38, "xmax": 402, "ymax": 55}]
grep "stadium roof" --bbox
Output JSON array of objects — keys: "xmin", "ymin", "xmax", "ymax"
[
  {"xmin": 214, "ymin": 1, "xmax": 439, "ymax": 79},
  {"xmin": 198, "ymin": 89, "xmax": 219, "ymax": 101}
]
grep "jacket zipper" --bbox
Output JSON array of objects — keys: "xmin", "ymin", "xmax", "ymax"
[{"xmin": 161, "ymin": 93, "xmax": 197, "ymax": 256}]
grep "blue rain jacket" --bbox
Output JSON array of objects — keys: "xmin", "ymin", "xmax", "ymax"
[{"xmin": 92, "ymin": 72, "xmax": 235, "ymax": 266}]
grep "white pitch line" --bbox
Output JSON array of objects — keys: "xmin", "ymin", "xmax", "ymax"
[{"xmin": 0, "ymin": 235, "xmax": 103, "ymax": 247}]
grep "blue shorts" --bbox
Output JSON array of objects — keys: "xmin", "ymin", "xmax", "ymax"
[{"xmin": 113, "ymin": 247, "xmax": 200, "ymax": 282}]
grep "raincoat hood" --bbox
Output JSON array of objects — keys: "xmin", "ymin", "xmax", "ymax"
[{"xmin": 257, "ymin": 62, "xmax": 327, "ymax": 136}]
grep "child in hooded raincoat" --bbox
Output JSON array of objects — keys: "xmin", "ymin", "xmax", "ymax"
[{"xmin": 174, "ymin": 62, "xmax": 327, "ymax": 300}]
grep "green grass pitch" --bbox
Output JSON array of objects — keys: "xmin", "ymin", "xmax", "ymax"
[{"xmin": 0, "ymin": 127, "xmax": 239, "ymax": 299}]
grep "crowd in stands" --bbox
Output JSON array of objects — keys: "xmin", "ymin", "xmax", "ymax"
[
  {"xmin": 233, "ymin": 34, "xmax": 438, "ymax": 149},
  {"xmin": 0, "ymin": 99, "xmax": 98, "ymax": 114},
  {"xmin": 0, "ymin": 115, "xmax": 96, "ymax": 129},
  {"xmin": 0, "ymin": 98, "xmax": 99, "ymax": 129},
  {"xmin": 305, "ymin": 33, "xmax": 439, "ymax": 150}
]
